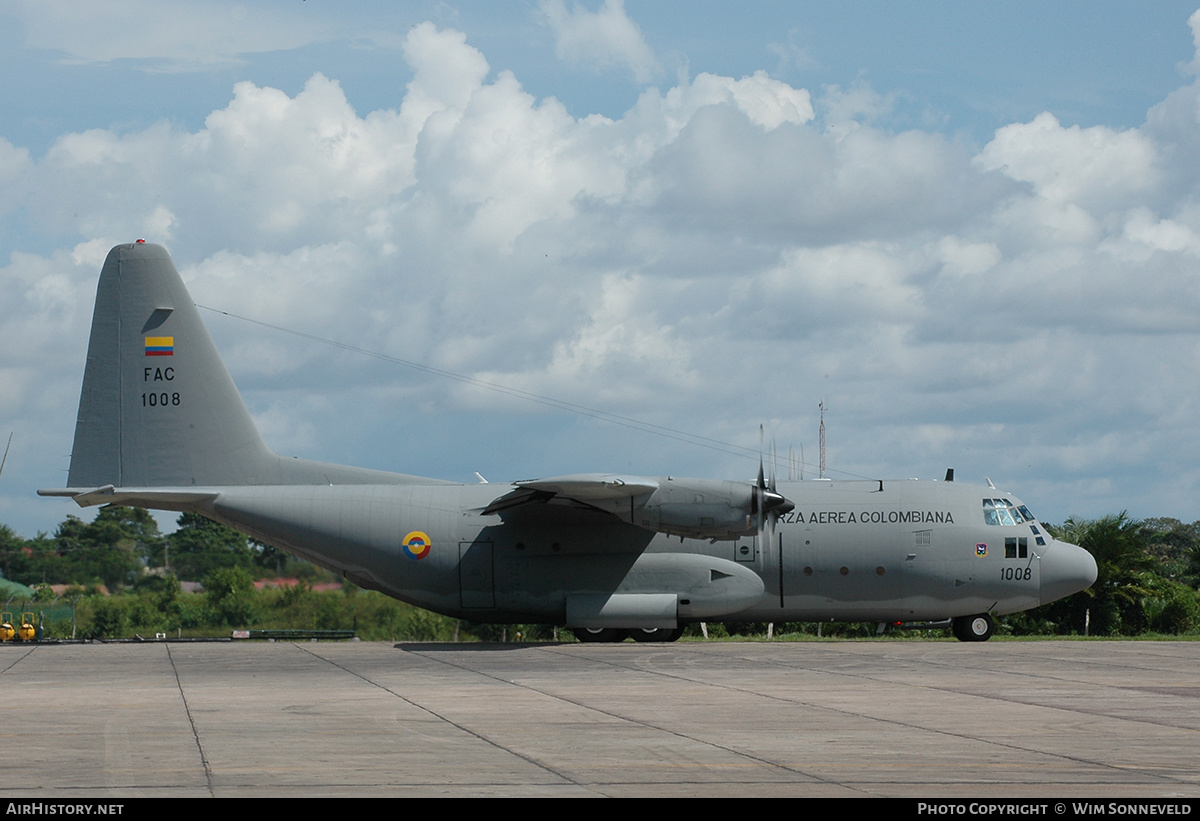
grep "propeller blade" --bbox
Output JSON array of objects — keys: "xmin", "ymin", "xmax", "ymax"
[
  {"xmin": 757, "ymin": 425, "xmax": 766, "ymax": 489},
  {"xmin": 755, "ymin": 424, "xmax": 766, "ymax": 539}
]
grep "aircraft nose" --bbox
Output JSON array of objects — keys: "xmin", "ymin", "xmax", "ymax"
[{"xmin": 1040, "ymin": 540, "xmax": 1098, "ymax": 605}]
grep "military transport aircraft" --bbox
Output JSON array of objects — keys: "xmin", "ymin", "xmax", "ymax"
[{"xmin": 40, "ymin": 242, "xmax": 1098, "ymax": 642}]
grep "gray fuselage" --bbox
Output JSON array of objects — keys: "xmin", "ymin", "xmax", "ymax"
[{"xmin": 183, "ymin": 475, "xmax": 1090, "ymax": 626}]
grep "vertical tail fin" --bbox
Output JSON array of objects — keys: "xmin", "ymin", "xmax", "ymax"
[{"xmin": 67, "ymin": 242, "xmax": 276, "ymax": 488}]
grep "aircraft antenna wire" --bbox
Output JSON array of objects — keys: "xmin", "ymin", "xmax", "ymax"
[{"xmin": 196, "ymin": 304, "xmax": 873, "ymax": 480}]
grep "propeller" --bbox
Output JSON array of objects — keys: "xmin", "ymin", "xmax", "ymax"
[{"xmin": 752, "ymin": 426, "xmax": 794, "ymax": 549}]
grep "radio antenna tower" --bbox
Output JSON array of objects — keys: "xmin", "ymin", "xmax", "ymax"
[{"xmin": 818, "ymin": 401, "xmax": 826, "ymax": 479}]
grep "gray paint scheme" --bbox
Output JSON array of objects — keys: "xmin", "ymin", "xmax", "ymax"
[{"xmin": 41, "ymin": 243, "xmax": 1098, "ymax": 640}]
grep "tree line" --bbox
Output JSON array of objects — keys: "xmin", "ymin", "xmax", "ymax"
[{"xmin": 1, "ymin": 509, "xmax": 1198, "ymax": 640}]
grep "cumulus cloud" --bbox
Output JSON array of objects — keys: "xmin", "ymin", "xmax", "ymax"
[
  {"xmin": 9, "ymin": 14, "xmax": 1200, "ymax": 536},
  {"xmin": 976, "ymin": 112, "xmax": 1160, "ymax": 211},
  {"xmin": 1189, "ymin": 9, "xmax": 1200, "ymax": 76},
  {"xmin": 540, "ymin": 0, "xmax": 660, "ymax": 83}
]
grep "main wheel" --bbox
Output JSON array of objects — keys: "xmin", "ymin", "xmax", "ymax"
[
  {"xmin": 952, "ymin": 613, "xmax": 994, "ymax": 642},
  {"xmin": 627, "ymin": 627, "xmax": 685, "ymax": 643},
  {"xmin": 572, "ymin": 627, "xmax": 625, "ymax": 643}
]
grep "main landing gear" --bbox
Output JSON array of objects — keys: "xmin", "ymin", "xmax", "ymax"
[
  {"xmin": 572, "ymin": 627, "xmax": 686, "ymax": 643},
  {"xmin": 951, "ymin": 613, "xmax": 995, "ymax": 642}
]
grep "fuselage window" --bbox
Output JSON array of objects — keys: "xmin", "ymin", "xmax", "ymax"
[{"xmin": 1004, "ymin": 536, "xmax": 1029, "ymax": 559}]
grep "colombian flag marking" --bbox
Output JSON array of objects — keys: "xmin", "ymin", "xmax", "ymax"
[
  {"xmin": 145, "ymin": 336, "xmax": 174, "ymax": 356},
  {"xmin": 402, "ymin": 531, "xmax": 431, "ymax": 560}
]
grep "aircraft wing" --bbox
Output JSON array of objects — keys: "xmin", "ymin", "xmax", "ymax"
[
  {"xmin": 481, "ymin": 473, "xmax": 769, "ymax": 541},
  {"xmin": 479, "ymin": 474, "xmax": 658, "ymax": 516}
]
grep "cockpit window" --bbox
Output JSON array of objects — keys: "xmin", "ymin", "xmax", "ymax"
[
  {"xmin": 1003, "ymin": 499, "xmax": 1024, "ymax": 523},
  {"xmin": 983, "ymin": 498, "xmax": 1034, "ymax": 526},
  {"xmin": 983, "ymin": 499, "xmax": 999, "ymax": 525}
]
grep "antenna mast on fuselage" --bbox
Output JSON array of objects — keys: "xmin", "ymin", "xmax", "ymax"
[{"xmin": 818, "ymin": 401, "xmax": 826, "ymax": 479}]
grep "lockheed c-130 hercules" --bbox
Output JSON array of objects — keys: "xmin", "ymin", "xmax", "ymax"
[{"xmin": 40, "ymin": 242, "xmax": 1098, "ymax": 642}]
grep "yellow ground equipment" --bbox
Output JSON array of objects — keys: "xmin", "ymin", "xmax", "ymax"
[
  {"xmin": 0, "ymin": 613, "xmax": 12, "ymax": 642},
  {"xmin": 17, "ymin": 612, "xmax": 36, "ymax": 641}
]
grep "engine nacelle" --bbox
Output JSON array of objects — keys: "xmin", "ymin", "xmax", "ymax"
[
  {"xmin": 491, "ymin": 473, "xmax": 794, "ymax": 542},
  {"xmin": 622, "ymin": 478, "xmax": 757, "ymax": 540}
]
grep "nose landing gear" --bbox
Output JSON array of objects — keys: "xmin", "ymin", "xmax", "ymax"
[{"xmin": 951, "ymin": 613, "xmax": 995, "ymax": 642}]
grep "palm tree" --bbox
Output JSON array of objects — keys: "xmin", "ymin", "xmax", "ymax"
[{"xmin": 1051, "ymin": 513, "xmax": 1154, "ymax": 635}]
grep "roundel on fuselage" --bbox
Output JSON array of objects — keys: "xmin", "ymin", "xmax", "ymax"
[{"xmin": 402, "ymin": 531, "xmax": 431, "ymax": 560}]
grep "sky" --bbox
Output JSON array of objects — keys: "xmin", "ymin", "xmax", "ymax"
[{"xmin": 4, "ymin": 0, "xmax": 1200, "ymax": 538}]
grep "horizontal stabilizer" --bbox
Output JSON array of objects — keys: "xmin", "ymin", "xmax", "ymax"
[{"xmin": 38, "ymin": 485, "xmax": 219, "ymax": 510}]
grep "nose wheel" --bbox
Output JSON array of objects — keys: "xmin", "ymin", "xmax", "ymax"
[{"xmin": 951, "ymin": 613, "xmax": 995, "ymax": 642}]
